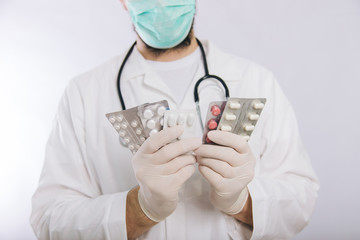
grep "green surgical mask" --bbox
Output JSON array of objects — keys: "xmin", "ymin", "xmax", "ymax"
[{"xmin": 127, "ymin": 0, "xmax": 196, "ymax": 49}]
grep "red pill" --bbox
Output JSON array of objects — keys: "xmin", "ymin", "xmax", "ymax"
[
  {"xmin": 205, "ymin": 136, "xmax": 212, "ymax": 144},
  {"xmin": 207, "ymin": 119, "xmax": 218, "ymax": 130},
  {"xmin": 211, "ymin": 105, "xmax": 221, "ymax": 116}
]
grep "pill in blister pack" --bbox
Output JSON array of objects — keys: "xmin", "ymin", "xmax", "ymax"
[
  {"xmin": 106, "ymin": 100, "xmax": 169, "ymax": 154},
  {"xmin": 106, "ymin": 106, "xmax": 145, "ymax": 154},
  {"xmin": 202, "ymin": 101, "xmax": 227, "ymax": 144},
  {"xmin": 217, "ymin": 98, "xmax": 266, "ymax": 141},
  {"xmin": 163, "ymin": 110, "xmax": 197, "ymax": 139},
  {"xmin": 137, "ymin": 100, "xmax": 169, "ymax": 138}
]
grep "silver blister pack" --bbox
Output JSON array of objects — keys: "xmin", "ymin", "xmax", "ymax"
[
  {"xmin": 163, "ymin": 109, "xmax": 197, "ymax": 139},
  {"xmin": 217, "ymin": 98, "xmax": 266, "ymax": 141},
  {"xmin": 202, "ymin": 101, "xmax": 227, "ymax": 144},
  {"xmin": 106, "ymin": 100, "xmax": 169, "ymax": 154},
  {"xmin": 106, "ymin": 107, "xmax": 145, "ymax": 154},
  {"xmin": 137, "ymin": 100, "xmax": 169, "ymax": 138}
]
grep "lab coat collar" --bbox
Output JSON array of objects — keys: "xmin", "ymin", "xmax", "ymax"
[
  {"xmin": 120, "ymin": 45, "xmax": 177, "ymax": 103},
  {"xmin": 120, "ymin": 40, "xmax": 215, "ymax": 82},
  {"xmin": 119, "ymin": 46, "xmax": 148, "ymax": 81},
  {"xmin": 200, "ymin": 40, "xmax": 247, "ymax": 81},
  {"xmin": 119, "ymin": 39, "xmax": 236, "ymax": 82},
  {"xmin": 119, "ymin": 39, "xmax": 230, "ymax": 107}
]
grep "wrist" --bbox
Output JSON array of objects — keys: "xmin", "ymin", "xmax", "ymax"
[
  {"xmin": 232, "ymin": 190, "xmax": 253, "ymax": 227},
  {"xmin": 137, "ymin": 189, "xmax": 163, "ymax": 222},
  {"xmin": 126, "ymin": 186, "xmax": 157, "ymax": 239},
  {"xmin": 224, "ymin": 188, "xmax": 249, "ymax": 216}
]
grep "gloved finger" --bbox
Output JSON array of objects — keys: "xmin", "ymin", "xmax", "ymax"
[
  {"xmin": 195, "ymin": 144, "xmax": 240, "ymax": 167},
  {"xmin": 140, "ymin": 126, "xmax": 184, "ymax": 154},
  {"xmin": 155, "ymin": 137, "xmax": 202, "ymax": 164},
  {"xmin": 198, "ymin": 165, "xmax": 223, "ymax": 192},
  {"xmin": 207, "ymin": 130, "xmax": 250, "ymax": 154},
  {"xmin": 197, "ymin": 157, "xmax": 235, "ymax": 178},
  {"xmin": 172, "ymin": 164, "xmax": 195, "ymax": 187},
  {"xmin": 161, "ymin": 155, "xmax": 196, "ymax": 175}
]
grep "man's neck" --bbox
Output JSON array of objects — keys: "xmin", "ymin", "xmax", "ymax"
[{"xmin": 136, "ymin": 36, "xmax": 198, "ymax": 62}]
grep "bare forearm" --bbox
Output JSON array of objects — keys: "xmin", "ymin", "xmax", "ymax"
[
  {"xmin": 126, "ymin": 186, "xmax": 157, "ymax": 239},
  {"xmin": 232, "ymin": 194, "xmax": 253, "ymax": 227}
]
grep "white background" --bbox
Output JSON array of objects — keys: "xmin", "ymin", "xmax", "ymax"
[{"xmin": 1, "ymin": 0, "xmax": 359, "ymax": 239}]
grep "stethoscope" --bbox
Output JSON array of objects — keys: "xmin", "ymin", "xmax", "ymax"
[{"xmin": 116, "ymin": 38, "xmax": 230, "ymax": 131}]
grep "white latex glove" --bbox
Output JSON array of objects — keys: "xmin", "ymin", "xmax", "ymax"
[
  {"xmin": 133, "ymin": 126, "xmax": 202, "ymax": 222},
  {"xmin": 195, "ymin": 130, "xmax": 255, "ymax": 215}
]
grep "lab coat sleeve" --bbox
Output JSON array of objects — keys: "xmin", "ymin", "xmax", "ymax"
[
  {"xmin": 30, "ymin": 80, "xmax": 128, "ymax": 240},
  {"xmin": 247, "ymin": 75, "xmax": 319, "ymax": 239}
]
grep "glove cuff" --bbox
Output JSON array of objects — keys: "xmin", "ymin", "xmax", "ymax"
[
  {"xmin": 224, "ymin": 188, "xmax": 249, "ymax": 216},
  {"xmin": 137, "ymin": 190, "xmax": 162, "ymax": 222}
]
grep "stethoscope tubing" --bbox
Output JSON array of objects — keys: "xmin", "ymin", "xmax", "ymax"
[
  {"xmin": 116, "ymin": 38, "xmax": 230, "ymax": 131},
  {"xmin": 117, "ymin": 42, "xmax": 137, "ymax": 111}
]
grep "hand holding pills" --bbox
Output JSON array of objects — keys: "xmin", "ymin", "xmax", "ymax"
[
  {"xmin": 195, "ymin": 130, "xmax": 256, "ymax": 216},
  {"xmin": 107, "ymin": 99, "xmax": 263, "ymax": 218},
  {"xmin": 132, "ymin": 126, "xmax": 202, "ymax": 222},
  {"xmin": 107, "ymin": 98, "xmax": 266, "ymax": 154}
]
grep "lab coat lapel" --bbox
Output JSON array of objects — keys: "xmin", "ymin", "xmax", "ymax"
[{"xmin": 120, "ymin": 47, "xmax": 177, "ymax": 107}]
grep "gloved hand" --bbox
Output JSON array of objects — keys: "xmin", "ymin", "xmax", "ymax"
[
  {"xmin": 132, "ymin": 126, "xmax": 202, "ymax": 222},
  {"xmin": 195, "ymin": 130, "xmax": 255, "ymax": 215}
]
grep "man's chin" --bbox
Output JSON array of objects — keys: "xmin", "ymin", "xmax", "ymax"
[{"xmin": 136, "ymin": 26, "xmax": 194, "ymax": 56}]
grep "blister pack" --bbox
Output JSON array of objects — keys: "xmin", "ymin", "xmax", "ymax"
[
  {"xmin": 163, "ymin": 109, "xmax": 197, "ymax": 139},
  {"xmin": 137, "ymin": 100, "xmax": 169, "ymax": 137},
  {"xmin": 106, "ymin": 106, "xmax": 146, "ymax": 154},
  {"xmin": 106, "ymin": 100, "xmax": 169, "ymax": 154},
  {"xmin": 217, "ymin": 98, "xmax": 266, "ymax": 141},
  {"xmin": 202, "ymin": 101, "xmax": 227, "ymax": 144}
]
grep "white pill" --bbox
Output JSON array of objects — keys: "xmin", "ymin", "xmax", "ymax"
[
  {"xmin": 229, "ymin": 102, "xmax": 241, "ymax": 109},
  {"xmin": 119, "ymin": 130, "xmax": 126, "ymax": 137},
  {"xmin": 114, "ymin": 123, "xmax": 121, "ymax": 130},
  {"xmin": 124, "ymin": 137, "xmax": 130, "ymax": 144},
  {"xmin": 131, "ymin": 120, "xmax": 138, "ymax": 128},
  {"xmin": 140, "ymin": 136, "xmax": 146, "ymax": 142},
  {"xmin": 249, "ymin": 113, "xmax": 260, "ymax": 121},
  {"xmin": 135, "ymin": 144, "xmax": 140, "ymax": 149},
  {"xmin": 146, "ymin": 119, "xmax": 156, "ymax": 129},
  {"xmin": 121, "ymin": 122, "xmax": 128, "ymax": 129},
  {"xmin": 187, "ymin": 113, "xmax": 195, "ymax": 126},
  {"xmin": 242, "ymin": 135, "xmax": 250, "ymax": 141},
  {"xmin": 220, "ymin": 125, "xmax": 232, "ymax": 132},
  {"xmin": 136, "ymin": 128, "xmax": 142, "ymax": 135},
  {"xmin": 167, "ymin": 114, "xmax": 177, "ymax": 127},
  {"xmin": 128, "ymin": 144, "xmax": 135, "ymax": 150},
  {"xmin": 157, "ymin": 106, "xmax": 166, "ymax": 116},
  {"xmin": 244, "ymin": 124, "xmax": 255, "ymax": 131},
  {"xmin": 177, "ymin": 114, "xmax": 186, "ymax": 125},
  {"xmin": 253, "ymin": 102, "xmax": 265, "ymax": 110},
  {"xmin": 149, "ymin": 129, "xmax": 158, "ymax": 136},
  {"xmin": 109, "ymin": 116, "xmax": 116, "ymax": 123},
  {"xmin": 143, "ymin": 109, "xmax": 154, "ymax": 119},
  {"xmin": 225, "ymin": 113, "xmax": 237, "ymax": 121},
  {"xmin": 116, "ymin": 114, "xmax": 124, "ymax": 122}
]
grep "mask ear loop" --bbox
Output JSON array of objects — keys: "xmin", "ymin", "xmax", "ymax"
[{"xmin": 194, "ymin": 39, "xmax": 230, "ymax": 132}]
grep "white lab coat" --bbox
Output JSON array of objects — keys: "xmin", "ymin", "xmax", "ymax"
[{"xmin": 31, "ymin": 40, "xmax": 319, "ymax": 240}]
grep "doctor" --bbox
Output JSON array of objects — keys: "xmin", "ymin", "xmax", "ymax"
[{"xmin": 31, "ymin": 0, "xmax": 319, "ymax": 239}]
